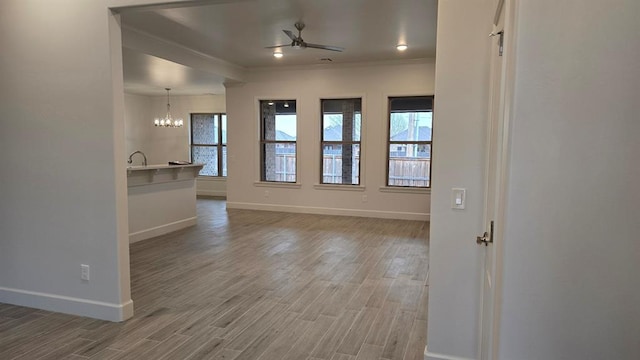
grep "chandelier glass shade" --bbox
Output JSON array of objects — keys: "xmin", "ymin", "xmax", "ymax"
[{"xmin": 154, "ymin": 88, "xmax": 184, "ymax": 127}]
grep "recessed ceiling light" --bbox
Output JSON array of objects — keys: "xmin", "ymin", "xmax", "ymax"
[
  {"xmin": 273, "ymin": 51, "xmax": 283, "ymax": 58},
  {"xmin": 396, "ymin": 44, "xmax": 408, "ymax": 51}
]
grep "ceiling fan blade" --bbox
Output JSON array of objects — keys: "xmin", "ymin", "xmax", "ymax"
[
  {"xmin": 265, "ymin": 44, "xmax": 291, "ymax": 49},
  {"xmin": 283, "ymin": 29, "xmax": 297, "ymax": 41},
  {"xmin": 305, "ymin": 43, "xmax": 344, "ymax": 52}
]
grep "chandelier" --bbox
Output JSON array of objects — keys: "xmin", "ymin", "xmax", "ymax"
[{"xmin": 154, "ymin": 88, "xmax": 184, "ymax": 127}]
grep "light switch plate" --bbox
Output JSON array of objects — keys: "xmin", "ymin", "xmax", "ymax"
[{"xmin": 452, "ymin": 188, "xmax": 466, "ymax": 209}]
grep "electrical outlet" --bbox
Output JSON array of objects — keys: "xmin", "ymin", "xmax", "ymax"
[
  {"xmin": 362, "ymin": 194, "xmax": 368, "ymax": 203},
  {"xmin": 264, "ymin": 190, "xmax": 269, "ymax": 198},
  {"xmin": 81, "ymin": 264, "xmax": 90, "ymax": 281}
]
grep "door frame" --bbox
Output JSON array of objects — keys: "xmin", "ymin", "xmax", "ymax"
[{"xmin": 478, "ymin": 0, "xmax": 519, "ymax": 358}]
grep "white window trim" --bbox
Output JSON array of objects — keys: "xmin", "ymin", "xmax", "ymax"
[
  {"xmin": 255, "ymin": 97, "xmax": 301, "ymax": 184},
  {"xmin": 319, "ymin": 95, "xmax": 367, "ymax": 186},
  {"xmin": 197, "ymin": 176, "xmax": 226, "ymax": 182},
  {"xmin": 313, "ymin": 184, "xmax": 366, "ymax": 192},
  {"xmin": 190, "ymin": 112, "xmax": 227, "ymax": 177},
  {"xmin": 253, "ymin": 181, "xmax": 302, "ymax": 189},
  {"xmin": 383, "ymin": 93, "xmax": 435, "ymax": 189},
  {"xmin": 379, "ymin": 186, "xmax": 431, "ymax": 194}
]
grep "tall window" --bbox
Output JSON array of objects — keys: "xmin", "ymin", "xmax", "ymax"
[
  {"xmin": 191, "ymin": 113, "xmax": 227, "ymax": 176},
  {"xmin": 321, "ymin": 98, "xmax": 362, "ymax": 185},
  {"xmin": 260, "ymin": 100, "xmax": 297, "ymax": 182},
  {"xmin": 387, "ymin": 96, "xmax": 433, "ymax": 187}
]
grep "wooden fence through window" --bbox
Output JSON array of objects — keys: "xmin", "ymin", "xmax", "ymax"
[{"xmin": 272, "ymin": 154, "xmax": 429, "ymax": 187}]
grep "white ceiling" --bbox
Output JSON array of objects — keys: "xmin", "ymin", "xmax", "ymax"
[
  {"xmin": 121, "ymin": 0, "xmax": 438, "ymax": 95},
  {"xmin": 122, "ymin": 48, "xmax": 227, "ymax": 95}
]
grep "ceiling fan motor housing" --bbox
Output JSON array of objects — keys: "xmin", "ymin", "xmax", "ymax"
[{"xmin": 292, "ymin": 39, "xmax": 305, "ymax": 49}]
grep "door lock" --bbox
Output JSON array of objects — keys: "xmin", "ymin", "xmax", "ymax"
[{"xmin": 476, "ymin": 221, "xmax": 495, "ymax": 246}]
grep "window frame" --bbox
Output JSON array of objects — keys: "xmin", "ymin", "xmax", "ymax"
[
  {"xmin": 259, "ymin": 100, "xmax": 297, "ymax": 183},
  {"xmin": 190, "ymin": 112, "xmax": 226, "ymax": 177},
  {"xmin": 319, "ymin": 98, "xmax": 363, "ymax": 186},
  {"xmin": 386, "ymin": 96, "xmax": 434, "ymax": 188}
]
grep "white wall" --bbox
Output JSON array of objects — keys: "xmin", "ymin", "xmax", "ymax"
[
  {"xmin": 124, "ymin": 93, "xmax": 227, "ymax": 196},
  {"xmin": 125, "ymin": 93, "xmax": 153, "ymax": 159},
  {"xmin": 225, "ymin": 61, "xmax": 434, "ymax": 220},
  {"xmin": 0, "ymin": 0, "xmax": 211, "ymax": 322},
  {"xmin": 497, "ymin": 0, "xmax": 640, "ymax": 359},
  {"xmin": 427, "ymin": 0, "xmax": 640, "ymax": 359},
  {"xmin": 0, "ymin": 0, "xmax": 135, "ymax": 321},
  {"xmin": 426, "ymin": 0, "xmax": 491, "ymax": 359}
]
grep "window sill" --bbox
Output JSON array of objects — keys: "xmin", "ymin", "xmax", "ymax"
[
  {"xmin": 313, "ymin": 184, "xmax": 366, "ymax": 192},
  {"xmin": 253, "ymin": 181, "xmax": 302, "ymax": 189},
  {"xmin": 198, "ymin": 176, "xmax": 226, "ymax": 181},
  {"xmin": 379, "ymin": 186, "xmax": 431, "ymax": 194}
]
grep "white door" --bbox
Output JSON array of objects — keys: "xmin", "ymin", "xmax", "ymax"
[{"xmin": 479, "ymin": 0, "xmax": 512, "ymax": 359}]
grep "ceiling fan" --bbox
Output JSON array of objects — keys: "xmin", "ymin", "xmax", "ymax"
[{"xmin": 266, "ymin": 22, "xmax": 344, "ymax": 52}]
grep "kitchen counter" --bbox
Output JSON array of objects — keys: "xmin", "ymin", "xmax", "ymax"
[
  {"xmin": 126, "ymin": 163, "xmax": 204, "ymax": 187},
  {"xmin": 127, "ymin": 163, "xmax": 204, "ymax": 243}
]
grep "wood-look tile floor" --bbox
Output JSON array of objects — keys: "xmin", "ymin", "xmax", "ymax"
[{"xmin": 0, "ymin": 198, "xmax": 429, "ymax": 360}]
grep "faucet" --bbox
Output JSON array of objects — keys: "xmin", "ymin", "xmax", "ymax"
[{"xmin": 127, "ymin": 150, "xmax": 147, "ymax": 166}]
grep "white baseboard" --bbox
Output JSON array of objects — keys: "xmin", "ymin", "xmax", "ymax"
[
  {"xmin": 226, "ymin": 202, "xmax": 429, "ymax": 221},
  {"xmin": 129, "ymin": 217, "xmax": 197, "ymax": 243},
  {"xmin": 197, "ymin": 190, "xmax": 227, "ymax": 197},
  {"xmin": 0, "ymin": 286, "xmax": 133, "ymax": 322},
  {"xmin": 424, "ymin": 346, "xmax": 476, "ymax": 360}
]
